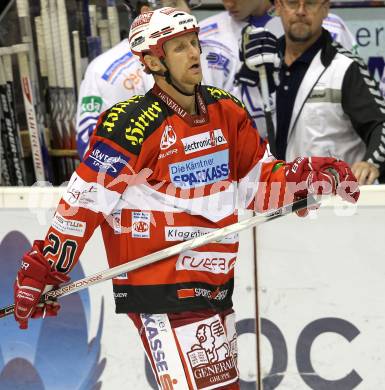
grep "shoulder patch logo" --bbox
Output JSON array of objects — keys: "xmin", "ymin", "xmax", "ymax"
[
  {"xmin": 84, "ymin": 142, "xmax": 129, "ymax": 177},
  {"xmin": 199, "ymin": 22, "xmax": 219, "ymax": 36},
  {"xmin": 81, "ymin": 96, "xmax": 103, "ymax": 114},
  {"xmin": 160, "ymin": 125, "xmax": 177, "ymax": 150}
]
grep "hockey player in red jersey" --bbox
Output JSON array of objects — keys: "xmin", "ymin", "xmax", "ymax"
[{"xmin": 13, "ymin": 7, "xmax": 359, "ymax": 390}]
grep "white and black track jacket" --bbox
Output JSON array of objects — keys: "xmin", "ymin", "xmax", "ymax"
[{"xmin": 276, "ymin": 30, "xmax": 385, "ymax": 173}]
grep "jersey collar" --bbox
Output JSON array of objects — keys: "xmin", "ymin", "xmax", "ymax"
[{"xmin": 152, "ymin": 84, "xmax": 209, "ymax": 127}]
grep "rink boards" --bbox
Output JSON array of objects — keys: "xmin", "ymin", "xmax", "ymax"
[{"xmin": 0, "ymin": 186, "xmax": 384, "ymax": 389}]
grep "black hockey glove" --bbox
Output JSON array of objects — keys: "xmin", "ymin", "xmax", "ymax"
[{"xmin": 235, "ymin": 25, "xmax": 280, "ymax": 92}]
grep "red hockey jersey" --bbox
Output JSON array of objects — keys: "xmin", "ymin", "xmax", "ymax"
[{"xmin": 43, "ymin": 84, "xmax": 284, "ymax": 313}]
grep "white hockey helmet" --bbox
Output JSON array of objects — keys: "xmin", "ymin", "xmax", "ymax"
[
  {"xmin": 129, "ymin": 7, "xmax": 199, "ymax": 62},
  {"xmin": 147, "ymin": 7, "xmax": 199, "ymax": 59},
  {"xmin": 128, "ymin": 10, "xmax": 154, "ymax": 62}
]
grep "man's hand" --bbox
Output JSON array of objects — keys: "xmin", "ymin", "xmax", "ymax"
[
  {"xmin": 14, "ymin": 240, "xmax": 69, "ymax": 329},
  {"xmin": 351, "ymin": 161, "xmax": 379, "ymax": 185},
  {"xmin": 235, "ymin": 25, "xmax": 280, "ymax": 88},
  {"xmin": 285, "ymin": 156, "xmax": 360, "ymax": 205}
]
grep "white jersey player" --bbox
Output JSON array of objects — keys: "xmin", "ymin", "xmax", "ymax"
[{"xmin": 199, "ymin": 0, "xmax": 357, "ymax": 137}]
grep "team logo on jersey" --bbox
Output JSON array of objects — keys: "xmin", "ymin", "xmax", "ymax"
[
  {"xmin": 84, "ymin": 141, "xmax": 129, "ymax": 177},
  {"xmin": 206, "ymin": 52, "xmax": 230, "ymax": 77},
  {"xmin": 132, "ymin": 211, "xmax": 150, "ymax": 238},
  {"xmin": 181, "ymin": 129, "xmax": 227, "ymax": 155},
  {"xmin": 169, "ymin": 150, "xmax": 229, "ymax": 189},
  {"xmin": 160, "ymin": 125, "xmax": 177, "ymax": 150},
  {"xmin": 81, "ymin": 96, "xmax": 103, "ymax": 114}
]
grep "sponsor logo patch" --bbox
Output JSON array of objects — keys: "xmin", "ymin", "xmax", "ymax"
[
  {"xmin": 101, "ymin": 98, "xmax": 141, "ymax": 133},
  {"xmin": 113, "ymin": 291, "xmax": 127, "ymax": 297},
  {"xmin": 102, "ymin": 51, "xmax": 135, "ymax": 81},
  {"xmin": 52, "ymin": 212, "xmax": 86, "ymax": 237},
  {"xmin": 81, "ymin": 96, "xmax": 103, "ymax": 114},
  {"xmin": 132, "ymin": 211, "xmax": 150, "ymax": 238},
  {"xmin": 176, "ymin": 250, "xmax": 236, "ymax": 274},
  {"xmin": 160, "ymin": 125, "xmax": 177, "ymax": 150},
  {"xmin": 207, "ymin": 87, "xmax": 245, "ymax": 109},
  {"xmin": 199, "ymin": 22, "xmax": 218, "ymax": 36},
  {"xmin": 165, "ymin": 226, "xmax": 238, "ymax": 244},
  {"xmin": 177, "ymin": 287, "xmax": 228, "ymax": 301},
  {"xmin": 181, "ymin": 129, "xmax": 227, "ymax": 154},
  {"xmin": 111, "ymin": 209, "xmax": 122, "ymax": 234},
  {"xmin": 169, "ymin": 150, "xmax": 229, "ymax": 189},
  {"xmin": 174, "ymin": 315, "xmax": 238, "ymax": 389},
  {"xmin": 141, "ymin": 314, "xmax": 188, "ymax": 388},
  {"xmin": 66, "ymin": 179, "xmax": 98, "ymax": 206},
  {"xmin": 84, "ymin": 142, "xmax": 129, "ymax": 177},
  {"xmin": 130, "ymin": 12, "xmax": 153, "ymax": 30},
  {"xmin": 158, "ymin": 148, "xmax": 178, "ymax": 160},
  {"xmin": 124, "ymin": 101, "xmax": 163, "ymax": 146}
]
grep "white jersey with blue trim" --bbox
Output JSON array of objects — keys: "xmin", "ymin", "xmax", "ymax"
[
  {"xmin": 199, "ymin": 10, "xmax": 357, "ymax": 138},
  {"xmin": 76, "ymin": 39, "xmax": 154, "ymax": 158}
]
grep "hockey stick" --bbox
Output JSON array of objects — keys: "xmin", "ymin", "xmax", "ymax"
[
  {"xmin": 57, "ymin": 0, "xmax": 79, "ymax": 168},
  {"xmin": 0, "ymin": 195, "xmax": 319, "ymax": 319},
  {"xmin": 98, "ymin": 19, "xmax": 111, "ymax": 53},
  {"xmin": 0, "ymin": 59, "xmax": 13, "ymax": 186},
  {"xmin": 13, "ymin": 44, "xmax": 46, "ymax": 182},
  {"xmin": 0, "ymin": 47, "xmax": 26, "ymax": 186},
  {"xmin": 251, "ymin": 215, "xmax": 263, "ymax": 390},
  {"xmin": 49, "ymin": 0, "xmax": 74, "ymax": 180},
  {"xmin": 0, "ymin": 51, "xmax": 14, "ymax": 185},
  {"xmin": 255, "ymin": 67, "xmax": 275, "ymax": 390},
  {"xmin": 40, "ymin": 0, "xmax": 67, "ymax": 184},
  {"xmin": 83, "ymin": 0, "xmax": 102, "ymax": 61},
  {"xmin": 72, "ymin": 30, "xmax": 82, "ymax": 96},
  {"xmin": 16, "ymin": 0, "xmax": 50, "ymax": 181},
  {"xmin": 257, "ymin": 65, "xmax": 277, "ymax": 157},
  {"xmin": 107, "ymin": 0, "xmax": 121, "ymax": 47},
  {"xmin": 34, "ymin": 14, "xmax": 51, "ymax": 130}
]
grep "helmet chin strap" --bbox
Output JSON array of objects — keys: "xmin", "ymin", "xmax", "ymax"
[{"xmin": 155, "ymin": 59, "xmax": 196, "ymax": 97}]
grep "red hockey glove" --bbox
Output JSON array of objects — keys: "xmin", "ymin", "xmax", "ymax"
[
  {"xmin": 14, "ymin": 240, "xmax": 70, "ymax": 329},
  {"xmin": 285, "ymin": 157, "xmax": 360, "ymax": 216}
]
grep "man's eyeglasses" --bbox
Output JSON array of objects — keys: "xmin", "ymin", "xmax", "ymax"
[{"xmin": 281, "ymin": 0, "xmax": 327, "ymax": 11}]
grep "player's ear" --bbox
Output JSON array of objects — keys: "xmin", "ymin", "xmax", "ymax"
[{"xmin": 144, "ymin": 54, "xmax": 163, "ymax": 72}]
